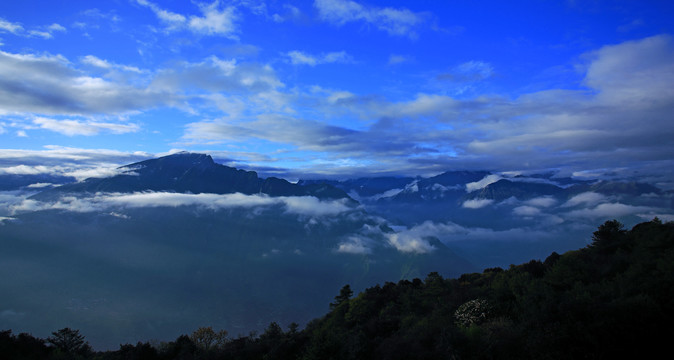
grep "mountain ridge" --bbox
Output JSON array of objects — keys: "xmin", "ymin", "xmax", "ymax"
[{"xmin": 29, "ymin": 152, "xmax": 352, "ymax": 201}]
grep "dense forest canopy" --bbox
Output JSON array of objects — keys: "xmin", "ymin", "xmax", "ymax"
[{"xmin": 2, "ymin": 218, "xmax": 673, "ymax": 359}]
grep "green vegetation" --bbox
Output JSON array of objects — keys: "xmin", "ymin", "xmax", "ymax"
[{"xmin": 2, "ymin": 219, "xmax": 673, "ymax": 359}]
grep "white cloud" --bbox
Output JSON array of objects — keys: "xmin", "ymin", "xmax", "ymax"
[
  {"xmin": 0, "ymin": 18, "xmax": 23, "ymax": 34},
  {"xmin": 285, "ymin": 50, "xmax": 353, "ymax": 66},
  {"xmin": 47, "ymin": 23, "xmax": 66, "ymax": 32},
  {"xmin": 81, "ymin": 55, "xmax": 142, "ymax": 73},
  {"xmin": 28, "ymin": 30, "xmax": 53, "ymax": 39},
  {"xmin": 136, "ymin": 0, "xmax": 239, "ymax": 38},
  {"xmin": 584, "ymin": 34, "xmax": 674, "ymax": 105},
  {"xmin": 0, "ymin": 17, "xmax": 65, "ymax": 39},
  {"xmin": 0, "ymin": 50, "xmax": 170, "ymax": 115},
  {"xmin": 0, "ymin": 163, "xmax": 130, "ymax": 180},
  {"xmin": 462, "ymin": 199, "xmax": 494, "ymax": 209},
  {"xmin": 281, "ymin": 196, "xmax": 353, "ymax": 216},
  {"xmin": 151, "ymin": 56, "xmax": 282, "ymax": 94},
  {"xmin": 368, "ymin": 187, "xmax": 404, "ymax": 201},
  {"xmin": 26, "ymin": 183, "xmax": 53, "ymax": 188},
  {"xmin": 336, "ymin": 235, "xmax": 372, "ymax": 254},
  {"xmin": 285, "ymin": 51, "xmax": 318, "ymax": 66},
  {"xmin": 11, "ymin": 196, "xmax": 104, "ymax": 213},
  {"xmin": 81, "ymin": 55, "xmax": 112, "ymax": 68},
  {"xmin": 562, "ymin": 192, "xmax": 607, "ymax": 207},
  {"xmin": 384, "ymin": 221, "xmax": 471, "ymax": 253},
  {"xmin": 9, "ymin": 192, "xmax": 356, "ymax": 218},
  {"xmin": 513, "ymin": 205, "xmax": 541, "ymax": 217},
  {"xmin": 314, "ymin": 0, "xmax": 428, "ymax": 38},
  {"xmin": 33, "ymin": 117, "xmax": 140, "ymax": 136},
  {"xmin": 466, "ymin": 174, "xmax": 501, "ymax": 192},
  {"xmin": 524, "ymin": 196, "xmax": 558, "ymax": 208},
  {"xmin": 0, "ymin": 165, "xmax": 55, "ymax": 175},
  {"xmin": 188, "ymin": 1, "xmax": 238, "ymax": 37},
  {"xmin": 66, "ymin": 166, "xmax": 134, "ymax": 180},
  {"xmin": 135, "ymin": 0, "xmax": 186, "ymax": 28},
  {"xmin": 385, "ymin": 232, "xmax": 435, "ymax": 254},
  {"xmin": 565, "ymin": 202, "xmax": 658, "ymax": 219},
  {"xmin": 0, "ymin": 147, "xmax": 151, "ymax": 180}
]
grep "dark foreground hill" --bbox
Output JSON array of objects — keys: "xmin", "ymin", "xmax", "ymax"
[{"xmin": 2, "ymin": 218, "xmax": 673, "ymax": 359}]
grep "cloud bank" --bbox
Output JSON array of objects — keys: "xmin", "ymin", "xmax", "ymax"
[{"xmin": 9, "ymin": 192, "xmax": 356, "ymax": 218}]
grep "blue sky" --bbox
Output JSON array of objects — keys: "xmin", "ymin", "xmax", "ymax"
[{"xmin": 0, "ymin": 0, "xmax": 673, "ymax": 183}]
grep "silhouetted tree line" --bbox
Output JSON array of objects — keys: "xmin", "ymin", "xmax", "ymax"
[{"xmin": 2, "ymin": 218, "xmax": 673, "ymax": 359}]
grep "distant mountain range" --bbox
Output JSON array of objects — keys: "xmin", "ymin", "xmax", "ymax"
[
  {"xmin": 29, "ymin": 152, "xmax": 350, "ymax": 201},
  {"xmin": 301, "ymin": 167, "xmax": 660, "ymax": 205},
  {"xmin": 0, "ymin": 152, "xmax": 661, "ymax": 206}
]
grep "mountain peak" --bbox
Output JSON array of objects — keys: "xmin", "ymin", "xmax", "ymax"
[{"xmin": 126, "ymin": 152, "xmax": 215, "ymax": 170}]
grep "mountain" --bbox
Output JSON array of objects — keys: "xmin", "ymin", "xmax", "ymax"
[
  {"xmin": 301, "ymin": 171, "xmax": 491, "ymax": 204},
  {"xmin": 299, "ymin": 176, "xmax": 416, "ymax": 199},
  {"xmin": 387, "ymin": 170, "xmax": 491, "ymax": 203},
  {"xmin": 30, "ymin": 152, "xmax": 351, "ymax": 201},
  {"xmin": 465, "ymin": 178, "xmax": 565, "ymax": 202}
]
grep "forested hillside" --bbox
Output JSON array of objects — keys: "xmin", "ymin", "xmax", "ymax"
[{"xmin": 2, "ymin": 218, "xmax": 673, "ymax": 359}]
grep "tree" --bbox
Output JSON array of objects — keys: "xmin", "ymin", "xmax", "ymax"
[
  {"xmin": 47, "ymin": 328, "xmax": 91, "ymax": 356},
  {"xmin": 454, "ymin": 298, "xmax": 493, "ymax": 327},
  {"xmin": 330, "ymin": 285, "xmax": 353, "ymax": 310},
  {"xmin": 190, "ymin": 326, "xmax": 228, "ymax": 351},
  {"xmin": 261, "ymin": 322, "xmax": 284, "ymax": 340},
  {"xmin": 590, "ymin": 219, "xmax": 626, "ymax": 253},
  {"xmin": 288, "ymin": 322, "xmax": 300, "ymax": 335}
]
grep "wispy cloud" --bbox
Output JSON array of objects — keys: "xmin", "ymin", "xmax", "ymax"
[
  {"xmin": 33, "ymin": 117, "xmax": 140, "ymax": 136},
  {"xmin": 388, "ymin": 54, "xmax": 412, "ymax": 65},
  {"xmin": 0, "ymin": 147, "xmax": 151, "ymax": 180},
  {"xmin": 284, "ymin": 50, "xmax": 353, "ymax": 66},
  {"xmin": 81, "ymin": 55, "xmax": 142, "ymax": 73},
  {"xmin": 562, "ymin": 192, "xmax": 607, "ymax": 208},
  {"xmin": 438, "ymin": 61, "xmax": 495, "ymax": 82},
  {"xmin": 565, "ymin": 202, "xmax": 658, "ymax": 219},
  {"xmin": 0, "ymin": 17, "xmax": 66, "ymax": 39},
  {"xmin": 336, "ymin": 235, "xmax": 373, "ymax": 254},
  {"xmin": 135, "ymin": 0, "xmax": 239, "ymax": 38},
  {"xmin": 0, "ymin": 18, "xmax": 23, "ymax": 35},
  {"xmin": 314, "ymin": 0, "xmax": 429, "ymax": 38},
  {"xmin": 523, "ymin": 196, "xmax": 558, "ymax": 208},
  {"xmin": 151, "ymin": 56, "xmax": 282, "ymax": 94}
]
